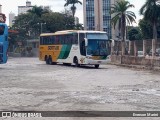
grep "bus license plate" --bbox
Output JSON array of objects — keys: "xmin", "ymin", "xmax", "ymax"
[{"xmin": 98, "ymin": 61, "xmax": 101, "ymax": 63}]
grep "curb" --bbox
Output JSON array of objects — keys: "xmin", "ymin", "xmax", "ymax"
[{"xmin": 108, "ymin": 63, "xmax": 160, "ymax": 71}]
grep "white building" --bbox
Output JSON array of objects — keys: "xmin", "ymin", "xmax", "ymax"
[
  {"xmin": 18, "ymin": 1, "xmax": 33, "ymax": 15},
  {"xmin": 18, "ymin": 1, "xmax": 51, "ymax": 15},
  {"xmin": 83, "ymin": 0, "xmax": 119, "ymax": 39},
  {"xmin": 9, "ymin": 12, "xmax": 15, "ymax": 27},
  {"xmin": 75, "ymin": 17, "xmax": 79, "ymax": 25}
]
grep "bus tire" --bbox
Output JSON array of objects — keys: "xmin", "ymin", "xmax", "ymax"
[
  {"xmin": 48, "ymin": 57, "xmax": 53, "ymax": 65},
  {"xmin": 45, "ymin": 56, "xmax": 49, "ymax": 64},
  {"xmin": 74, "ymin": 57, "xmax": 80, "ymax": 67},
  {"xmin": 95, "ymin": 64, "xmax": 99, "ymax": 69}
]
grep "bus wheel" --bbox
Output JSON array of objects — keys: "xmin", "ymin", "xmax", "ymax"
[
  {"xmin": 48, "ymin": 57, "xmax": 53, "ymax": 65},
  {"xmin": 95, "ymin": 64, "xmax": 99, "ymax": 68},
  {"xmin": 74, "ymin": 57, "xmax": 80, "ymax": 67},
  {"xmin": 45, "ymin": 56, "xmax": 49, "ymax": 64}
]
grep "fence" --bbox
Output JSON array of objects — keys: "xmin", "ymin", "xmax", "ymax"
[{"xmin": 112, "ymin": 39, "xmax": 160, "ymax": 56}]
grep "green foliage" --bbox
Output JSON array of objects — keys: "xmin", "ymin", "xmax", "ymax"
[
  {"xmin": 139, "ymin": 0, "xmax": 160, "ymax": 40},
  {"xmin": 41, "ymin": 12, "xmax": 75, "ymax": 33},
  {"xmin": 12, "ymin": 6, "xmax": 75, "ymax": 39},
  {"xmin": 74, "ymin": 23, "xmax": 84, "ymax": 30},
  {"xmin": 139, "ymin": 0, "xmax": 160, "ymax": 24},
  {"xmin": 111, "ymin": 0, "xmax": 136, "ymax": 40},
  {"xmin": 64, "ymin": 0, "xmax": 82, "ymax": 17},
  {"xmin": 27, "ymin": 6, "xmax": 50, "ymax": 17},
  {"xmin": 138, "ymin": 19, "xmax": 153, "ymax": 39},
  {"xmin": 128, "ymin": 27, "xmax": 142, "ymax": 41},
  {"xmin": 139, "ymin": 18, "xmax": 160, "ymax": 39}
]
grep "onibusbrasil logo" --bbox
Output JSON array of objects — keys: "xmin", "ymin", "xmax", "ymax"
[{"xmin": 1, "ymin": 112, "xmax": 42, "ymax": 118}]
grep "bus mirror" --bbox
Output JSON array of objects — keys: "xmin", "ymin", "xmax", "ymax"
[{"xmin": 84, "ymin": 38, "xmax": 88, "ymax": 46}]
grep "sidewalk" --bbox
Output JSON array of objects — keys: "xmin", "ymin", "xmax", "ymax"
[{"xmin": 108, "ymin": 62, "xmax": 160, "ymax": 71}]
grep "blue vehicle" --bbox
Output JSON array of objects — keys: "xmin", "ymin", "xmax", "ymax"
[{"xmin": 0, "ymin": 23, "xmax": 9, "ymax": 64}]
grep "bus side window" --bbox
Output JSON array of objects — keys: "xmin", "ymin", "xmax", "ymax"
[
  {"xmin": 43, "ymin": 36, "xmax": 48, "ymax": 45},
  {"xmin": 69, "ymin": 34, "xmax": 72, "ymax": 44},
  {"xmin": 55, "ymin": 36, "xmax": 59, "ymax": 44},
  {"xmin": 70, "ymin": 34, "xmax": 73, "ymax": 44},
  {"xmin": 66, "ymin": 35, "xmax": 69, "ymax": 44},
  {"xmin": 79, "ymin": 33, "xmax": 86, "ymax": 56},
  {"xmin": 40, "ymin": 37, "xmax": 43, "ymax": 45},
  {"xmin": 47, "ymin": 36, "xmax": 50, "ymax": 45},
  {"xmin": 61, "ymin": 35, "xmax": 65, "ymax": 44},
  {"xmin": 48, "ymin": 36, "xmax": 51, "ymax": 45},
  {"xmin": 43, "ymin": 37, "xmax": 46, "ymax": 45},
  {"xmin": 0, "ymin": 25, "xmax": 5, "ymax": 35},
  {"xmin": 60, "ymin": 35, "xmax": 64, "ymax": 44},
  {"xmin": 73, "ymin": 33, "xmax": 78, "ymax": 44},
  {"xmin": 51, "ymin": 36, "xmax": 55, "ymax": 44}
]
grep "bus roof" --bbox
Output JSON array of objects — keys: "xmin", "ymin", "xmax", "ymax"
[
  {"xmin": 55, "ymin": 30, "xmax": 107, "ymax": 34},
  {"xmin": 40, "ymin": 33, "xmax": 54, "ymax": 36},
  {"xmin": 40, "ymin": 30, "xmax": 107, "ymax": 36}
]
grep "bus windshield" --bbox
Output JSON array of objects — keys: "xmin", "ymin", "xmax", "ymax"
[
  {"xmin": 87, "ymin": 40, "xmax": 108, "ymax": 56},
  {"xmin": 86, "ymin": 33, "xmax": 109, "ymax": 56}
]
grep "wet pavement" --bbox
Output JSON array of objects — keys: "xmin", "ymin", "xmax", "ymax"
[{"xmin": 0, "ymin": 57, "xmax": 160, "ymax": 120}]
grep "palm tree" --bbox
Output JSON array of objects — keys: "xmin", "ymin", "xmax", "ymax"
[
  {"xmin": 140, "ymin": 0, "xmax": 160, "ymax": 57},
  {"xmin": 111, "ymin": 0, "xmax": 136, "ymax": 55},
  {"xmin": 28, "ymin": 6, "xmax": 50, "ymax": 17},
  {"xmin": 64, "ymin": 0, "xmax": 82, "ymax": 17}
]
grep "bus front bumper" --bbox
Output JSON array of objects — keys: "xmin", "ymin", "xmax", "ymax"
[{"xmin": 85, "ymin": 58, "xmax": 111, "ymax": 65}]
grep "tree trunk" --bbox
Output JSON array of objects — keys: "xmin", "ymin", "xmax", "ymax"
[
  {"xmin": 111, "ymin": 40, "xmax": 114, "ymax": 55},
  {"xmin": 121, "ymin": 41, "xmax": 125, "ymax": 55},
  {"xmin": 143, "ymin": 40, "xmax": 146, "ymax": 57},
  {"xmin": 71, "ymin": 4, "xmax": 76, "ymax": 17},
  {"xmin": 152, "ymin": 22, "xmax": 157, "ymax": 57},
  {"xmin": 121, "ymin": 14, "xmax": 126, "ymax": 56},
  {"xmin": 134, "ymin": 40, "xmax": 137, "ymax": 56},
  {"xmin": 128, "ymin": 41, "xmax": 131, "ymax": 55}
]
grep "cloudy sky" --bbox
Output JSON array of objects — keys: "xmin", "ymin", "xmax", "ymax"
[{"xmin": 0, "ymin": 0, "xmax": 144, "ymax": 26}]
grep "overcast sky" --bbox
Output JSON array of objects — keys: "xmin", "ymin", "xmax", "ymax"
[{"xmin": 0, "ymin": 0, "xmax": 144, "ymax": 26}]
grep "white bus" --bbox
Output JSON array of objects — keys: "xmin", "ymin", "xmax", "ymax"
[{"xmin": 39, "ymin": 30, "xmax": 111, "ymax": 68}]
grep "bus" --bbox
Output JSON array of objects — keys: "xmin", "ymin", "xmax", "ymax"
[
  {"xmin": 39, "ymin": 30, "xmax": 111, "ymax": 68},
  {"xmin": 0, "ymin": 23, "xmax": 8, "ymax": 64}
]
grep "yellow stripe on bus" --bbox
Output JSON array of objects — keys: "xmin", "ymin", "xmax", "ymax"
[{"xmin": 39, "ymin": 45, "xmax": 62, "ymax": 62}]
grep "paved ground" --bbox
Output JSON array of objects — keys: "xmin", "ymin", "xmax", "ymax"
[{"xmin": 0, "ymin": 57, "xmax": 160, "ymax": 120}]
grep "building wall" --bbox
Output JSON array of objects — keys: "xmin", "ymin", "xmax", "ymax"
[
  {"xmin": 75, "ymin": 17, "xmax": 79, "ymax": 25},
  {"xmin": 18, "ymin": 1, "xmax": 51, "ymax": 15},
  {"xmin": 111, "ymin": 0, "xmax": 121, "ymax": 40},
  {"xmin": 18, "ymin": 1, "xmax": 33, "ymax": 15},
  {"xmin": 18, "ymin": 6, "xmax": 33, "ymax": 15},
  {"xmin": 83, "ymin": 0, "xmax": 119, "ymax": 39},
  {"xmin": 83, "ymin": 0, "xmax": 95, "ymax": 30},
  {"xmin": 9, "ymin": 12, "xmax": 15, "ymax": 27}
]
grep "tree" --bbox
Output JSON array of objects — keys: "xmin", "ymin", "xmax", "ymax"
[
  {"xmin": 27, "ymin": 6, "xmax": 50, "ymax": 17},
  {"xmin": 41, "ymin": 12, "xmax": 75, "ymax": 32},
  {"xmin": 111, "ymin": 0, "xmax": 136, "ymax": 55},
  {"xmin": 11, "ymin": 6, "xmax": 75, "ymax": 49},
  {"xmin": 139, "ymin": 0, "xmax": 160, "ymax": 56},
  {"xmin": 64, "ymin": 0, "xmax": 82, "ymax": 17},
  {"xmin": 74, "ymin": 23, "xmax": 84, "ymax": 30},
  {"xmin": 139, "ymin": 19, "xmax": 153, "ymax": 39},
  {"xmin": 128, "ymin": 27, "xmax": 142, "ymax": 41},
  {"xmin": 0, "ymin": 13, "xmax": 6, "ymax": 23}
]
